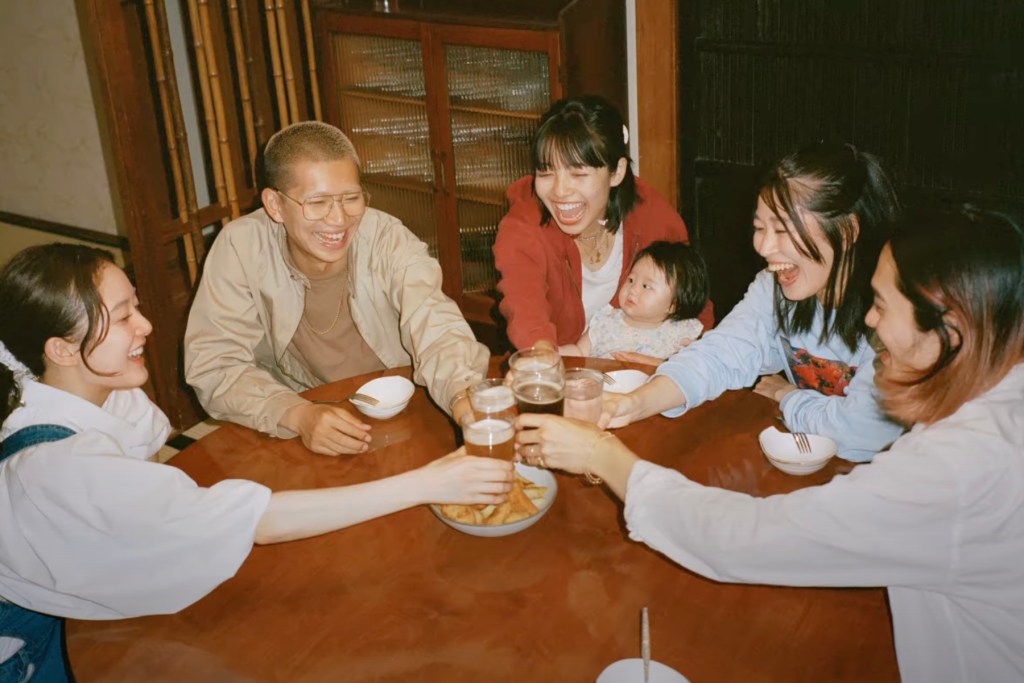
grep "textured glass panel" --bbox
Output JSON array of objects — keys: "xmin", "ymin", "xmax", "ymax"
[
  {"xmin": 336, "ymin": 94, "xmax": 432, "ymax": 184},
  {"xmin": 450, "ymin": 111, "xmax": 535, "ymax": 199},
  {"xmin": 457, "ymin": 200, "xmax": 504, "ymax": 294},
  {"xmin": 445, "ymin": 45, "xmax": 549, "ymax": 113},
  {"xmin": 330, "ymin": 34, "xmax": 425, "ymax": 98},
  {"xmin": 365, "ymin": 180, "xmax": 438, "ymax": 259}
]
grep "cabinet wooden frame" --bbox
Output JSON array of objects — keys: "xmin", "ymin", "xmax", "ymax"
[{"xmin": 315, "ymin": 12, "xmax": 564, "ymax": 327}]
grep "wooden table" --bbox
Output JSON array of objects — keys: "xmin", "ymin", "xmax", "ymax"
[{"xmin": 67, "ymin": 359, "xmax": 899, "ymax": 682}]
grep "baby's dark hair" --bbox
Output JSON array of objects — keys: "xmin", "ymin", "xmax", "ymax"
[
  {"xmin": 0, "ymin": 243, "xmax": 115, "ymax": 424},
  {"xmin": 630, "ymin": 241, "xmax": 709, "ymax": 321}
]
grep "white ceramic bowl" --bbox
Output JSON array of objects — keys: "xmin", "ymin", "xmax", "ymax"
[
  {"xmin": 596, "ymin": 658, "xmax": 690, "ymax": 683},
  {"xmin": 351, "ymin": 376, "xmax": 415, "ymax": 419},
  {"xmin": 757, "ymin": 426, "xmax": 837, "ymax": 475},
  {"xmin": 430, "ymin": 463, "xmax": 557, "ymax": 537},
  {"xmin": 603, "ymin": 369, "xmax": 649, "ymax": 394}
]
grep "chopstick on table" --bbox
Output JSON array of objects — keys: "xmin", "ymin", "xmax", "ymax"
[{"xmin": 642, "ymin": 606, "xmax": 650, "ymax": 682}]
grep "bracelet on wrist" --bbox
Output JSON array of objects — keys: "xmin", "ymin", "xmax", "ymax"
[
  {"xmin": 584, "ymin": 432, "xmax": 616, "ymax": 485},
  {"xmin": 448, "ymin": 389, "xmax": 469, "ymax": 413}
]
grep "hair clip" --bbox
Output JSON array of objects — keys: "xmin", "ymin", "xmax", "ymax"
[{"xmin": 622, "ymin": 125, "xmax": 630, "ymax": 145}]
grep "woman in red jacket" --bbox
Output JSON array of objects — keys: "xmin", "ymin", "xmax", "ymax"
[{"xmin": 493, "ymin": 95, "xmax": 713, "ymax": 352}]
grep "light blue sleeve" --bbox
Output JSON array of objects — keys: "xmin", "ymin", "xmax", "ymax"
[
  {"xmin": 780, "ymin": 347, "xmax": 905, "ymax": 462},
  {"xmin": 655, "ymin": 271, "xmax": 786, "ymax": 417}
]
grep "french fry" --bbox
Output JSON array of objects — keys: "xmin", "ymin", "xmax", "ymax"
[{"xmin": 439, "ymin": 473, "xmax": 546, "ymax": 526}]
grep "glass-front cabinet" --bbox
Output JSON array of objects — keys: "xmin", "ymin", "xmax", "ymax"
[{"xmin": 315, "ymin": 1, "xmax": 625, "ymax": 347}]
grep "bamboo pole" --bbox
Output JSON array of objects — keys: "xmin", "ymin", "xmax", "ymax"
[
  {"xmin": 144, "ymin": 0, "xmax": 200, "ymax": 282},
  {"xmin": 264, "ymin": 0, "xmax": 291, "ymax": 126},
  {"xmin": 275, "ymin": 0, "xmax": 300, "ymax": 123},
  {"xmin": 300, "ymin": 0, "xmax": 322, "ymax": 120},
  {"xmin": 239, "ymin": 0, "xmax": 269, "ymax": 144},
  {"xmin": 156, "ymin": 0, "xmax": 207, "ymax": 267},
  {"xmin": 227, "ymin": 0, "xmax": 258, "ymax": 169},
  {"xmin": 186, "ymin": 0, "xmax": 228, "ymax": 215},
  {"xmin": 142, "ymin": 0, "xmax": 187, "ymax": 222},
  {"xmin": 198, "ymin": 0, "xmax": 240, "ymax": 218}
]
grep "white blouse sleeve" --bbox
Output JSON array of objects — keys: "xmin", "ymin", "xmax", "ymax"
[
  {"xmin": 0, "ymin": 432, "xmax": 271, "ymax": 620},
  {"xmin": 622, "ymin": 434, "xmax": 968, "ymax": 588}
]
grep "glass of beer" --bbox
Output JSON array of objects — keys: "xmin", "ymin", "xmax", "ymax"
[
  {"xmin": 468, "ymin": 379, "xmax": 516, "ymax": 422},
  {"xmin": 508, "ymin": 348, "xmax": 565, "ymax": 417},
  {"xmin": 460, "ymin": 413, "xmax": 516, "ymax": 460}
]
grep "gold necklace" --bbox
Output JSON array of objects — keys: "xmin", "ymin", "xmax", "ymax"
[
  {"xmin": 303, "ymin": 280, "xmax": 346, "ymax": 336},
  {"xmin": 576, "ymin": 231, "xmax": 609, "ymax": 265}
]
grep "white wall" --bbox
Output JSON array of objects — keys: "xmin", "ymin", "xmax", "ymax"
[
  {"xmin": 625, "ymin": 0, "xmax": 640, "ymax": 175},
  {"xmin": 0, "ymin": 0, "xmax": 117, "ymax": 234}
]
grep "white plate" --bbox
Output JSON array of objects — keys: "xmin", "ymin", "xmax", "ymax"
[
  {"xmin": 603, "ymin": 369, "xmax": 650, "ymax": 394},
  {"xmin": 430, "ymin": 463, "xmax": 557, "ymax": 537},
  {"xmin": 596, "ymin": 658, "xmax": 689, "ymax": 683}
]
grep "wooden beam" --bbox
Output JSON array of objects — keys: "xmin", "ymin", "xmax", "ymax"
[{"xmin": 635, "ymin": 0, "xmax": 679, "ymax": 208}]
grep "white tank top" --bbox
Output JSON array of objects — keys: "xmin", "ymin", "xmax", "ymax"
[{"xmin": 580, "ymin": 227, "xmax": 624, "ymax": 328}]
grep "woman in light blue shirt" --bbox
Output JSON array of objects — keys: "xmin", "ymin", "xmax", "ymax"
[{"xmin": 604, "ymin": 142, "xmax": 904, "ymax": 461}]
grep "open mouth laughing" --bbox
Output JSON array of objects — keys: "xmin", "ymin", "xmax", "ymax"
[
  {"xmin": 552, "ymin": 202, "xmax": 586, "ymax": 226},
  {"xmin": 767, "ymin": 261, "xmax": 799, "ymax": 287}
]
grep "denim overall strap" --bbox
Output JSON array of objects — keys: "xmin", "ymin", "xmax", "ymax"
[
  {"xmin": 0, "ymin": 425, "xmax": 75, "ymax": 461},
  {"xmin": 0, "ymin": 424, "xmax": 76, "ymax": 682}
]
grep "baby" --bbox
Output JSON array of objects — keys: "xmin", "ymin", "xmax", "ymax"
[{"xmin": 560, "ymin": 240, "xmax": 709, "ymax": 360}]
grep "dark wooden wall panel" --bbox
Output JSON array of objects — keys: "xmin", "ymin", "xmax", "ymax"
[{"xmin": 680, "ymin": 0, "xmax": 1024, "ymax": 318}]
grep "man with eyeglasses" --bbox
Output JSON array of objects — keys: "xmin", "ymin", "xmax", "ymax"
[{"xmin": 184, "ymin": 121, "xmax": 488, "ymax": 455}]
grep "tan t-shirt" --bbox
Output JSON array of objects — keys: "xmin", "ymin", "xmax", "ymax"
[{"xmin": 289, "ymin": 263, "xmax": 385, "ymax": 384}]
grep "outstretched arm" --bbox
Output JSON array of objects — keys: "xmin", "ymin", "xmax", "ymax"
[{"xmin": 255, "ymin": 449, "xmax": 514, "ymax": 543}]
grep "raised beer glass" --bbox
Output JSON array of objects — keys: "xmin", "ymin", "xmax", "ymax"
[
  {"xmin": 461, "ymin": 379, "xmax": 517, "ymax": 460},
  {"xmin": 508, "ymin": 347, "xmax": 565, "ymax": 417}
]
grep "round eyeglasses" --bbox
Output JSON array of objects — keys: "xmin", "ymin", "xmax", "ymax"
[{"xmin": 276, "ymin": 189, "xmax": 370, "ymax": 221}]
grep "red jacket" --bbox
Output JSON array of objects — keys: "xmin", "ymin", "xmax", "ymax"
[{"xmin": 494, "ymin": 175, "xmax": 714, "ymax": 349}]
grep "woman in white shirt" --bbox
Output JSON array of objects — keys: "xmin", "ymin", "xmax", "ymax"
[
  {"xmin": 0, "ymin": 244, "xmax": 513, "ymax": 682},
  {"xmin": 517, "ymin": 207, "xmax": 1024, "ymax": 682}
]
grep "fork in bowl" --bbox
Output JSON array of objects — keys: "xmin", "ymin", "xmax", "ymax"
[
  {"xmin": 774, "ymin": 416, "xmax": 813, "ymax": 455},
  {"xmin": 792, "ymin": 432, "xmax": 812, "ymax": 454}
]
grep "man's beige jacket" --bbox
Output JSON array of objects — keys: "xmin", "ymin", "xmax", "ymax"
[{"xmin": 184, "ymin": 208, "xmax": 488, "ymax": 437}]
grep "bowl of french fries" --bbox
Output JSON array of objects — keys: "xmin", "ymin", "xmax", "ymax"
[{"xmin": 430, "ymin": 463, "xmax": 557, "ymax": 537}]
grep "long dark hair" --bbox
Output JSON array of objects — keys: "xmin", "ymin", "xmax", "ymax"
[
  {"xmin": 878, "ymin": 206, "xmax": 1024, "ymax": 425},
  {"xmin": 762, "ymin": 142, "xmax": 900, "ymax": 351},
  {"xmin": 531, "ymin": 95, "xmax": 638, "ymax": 233},
  {"xmin": 0, "ymin": 244, "xmax": 115, "ymax": 424}
]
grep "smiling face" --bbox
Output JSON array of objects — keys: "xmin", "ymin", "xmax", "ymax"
[
  {"xmin": 263, "ymin": 157, "xmax": 365, "ymax": 277},
  {"xmin": 617, "ymin": 256, "xmax": 676, "ymax": 327},
  {"xmin": 865, "ymin": 245, "xmax": 942, "ymax": 384},
  {"xmin": 752, "ymin": 194, "xmax": 835, "ymax": 303},
  {"xmin": 74, "ymin": 263, "xmax": 153, "ymax": 404},
  {"xmin": 533, "ymin": 157, "xmax": 627, "ymax": 237}
]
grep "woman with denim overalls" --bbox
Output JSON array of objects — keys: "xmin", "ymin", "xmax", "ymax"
[{"xmin": 0, "ymin": 244, "xmax": 513, "ymax": 681}]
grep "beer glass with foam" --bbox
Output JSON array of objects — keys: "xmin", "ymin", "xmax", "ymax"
[
  {"xmin": 507, "ymin": 347, "xmax": 565, "ymax": 417},
  {"xmin": 462, "ymin": 379, "xmax": 516, "ymax": 460}
]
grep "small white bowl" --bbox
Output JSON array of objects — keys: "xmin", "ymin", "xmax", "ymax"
[
  {"xmin": 757, "ymin": 426, "xmax": 836, "ymax": 475},
  {"xmin": 351, "ymin": 376, "xmax": 415, "ymax": 419},
  {"xmin": 430, "ymin": 463, "xmax": 557, "ymax": 537},
  {"xmin": 603, "ymin": 369, "xmax": 649, "ymax": 394},
  {"xmin": 597, "ymin": 658, "xmax": 690, "ymax": 683}
]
